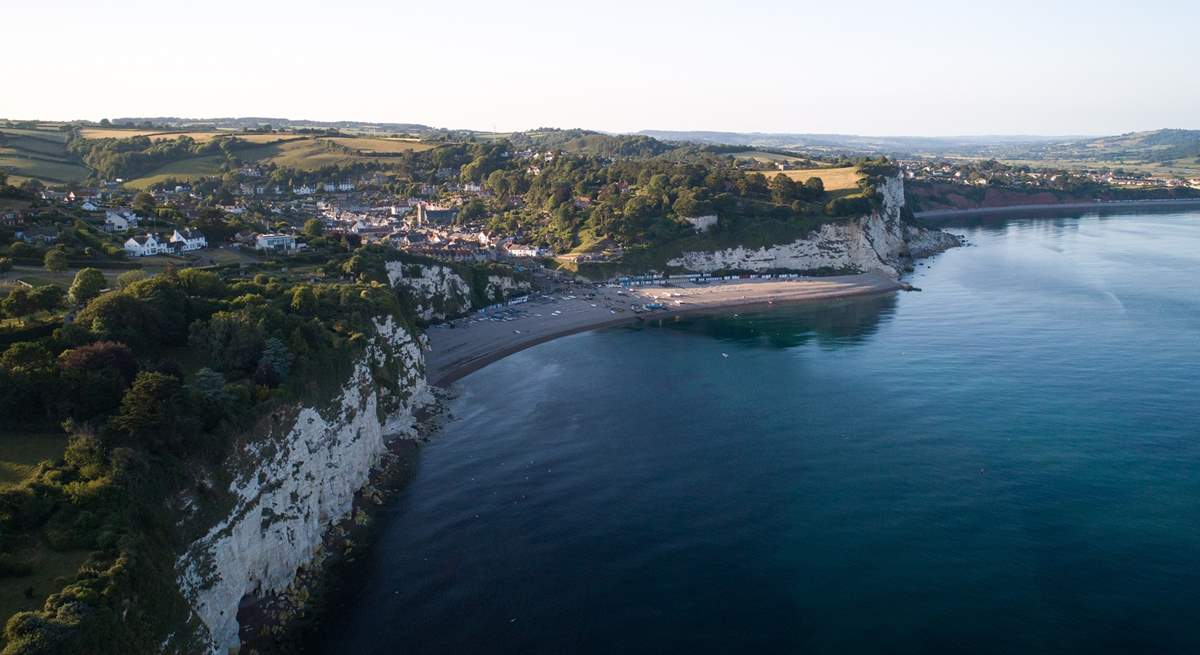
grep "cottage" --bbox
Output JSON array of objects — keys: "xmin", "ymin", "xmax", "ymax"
[
  {"xmin": 505, "ymin": 244, "xmax": 549, "ymax": 258},
  {"xmin": 105, "ymin": 208, "xmax": 140, "ymax": 232},
  {"xmin": 18, "ymin": 226, "xmax": 60, "ymax": 245},
  {"xmin": 124, "ymin": 233, "xmax": 170, "ymax": 257},
  {"xmin": 169, "ymin": 228, "xmax": 207, "ymax": 252}
]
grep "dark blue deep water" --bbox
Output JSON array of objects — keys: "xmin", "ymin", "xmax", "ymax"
[{"xmin": 316, "ymin": 210, "xmax": 1200, "ymax": 654}]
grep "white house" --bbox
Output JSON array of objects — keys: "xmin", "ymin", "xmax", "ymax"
[
  {"xmin": 104, "ymin": 208, "xmax": 140, "ymax": 232},
  {"xmin": 169, "ymin": 228, "xmax": 207, "ymax": 252},
  {"xmin": 294, "ymin": 185, "xmax": 316, "ymax": 195},
  {"xmin": 506, "ymin": 244, "xmax": 549, "ymax": 258},
  {"xmin": 124, "ymin": 233, "xmax": 170, "ymax": 257},
  {"xmin": 323, "ymin": 183, "xmax": 337, "ymax": 193},
  {"xmin": 337, "ymin": 182, "xmax": 355, "ymax": 192},
  {"xmin": 254, "ymin": 233, "xmax": 298, "ymax": 252},
  {"xmin": 80, "ymin": 200, "xmax": 101, "ymax": 212}
]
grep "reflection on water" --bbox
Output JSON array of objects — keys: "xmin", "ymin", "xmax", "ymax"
[{"xmin": 636, "ymin": 292, "xmax": 898, "ymax": 350}]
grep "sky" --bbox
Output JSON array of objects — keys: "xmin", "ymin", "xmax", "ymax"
[{"xmin": 3, "ymin": 0, "xmax": 1197, "ymax": 136}]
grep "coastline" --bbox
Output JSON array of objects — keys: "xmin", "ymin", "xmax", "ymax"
[
  {"xmin": 915, "ymin": 197, "xmax": 1200, "ymax": 221},
  {"xmin": 426, "ymin": 272, "xmax": 905, "ymax": 387}
]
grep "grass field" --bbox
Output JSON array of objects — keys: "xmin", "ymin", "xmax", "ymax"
[
  {"xmin": 122, "ymin": 154, "xmax": 227, "ymax": 190},
  {"xmin": 80, "ymin": 128, "xmax": 292, "ymax": 145},
  {"xmin": 0, "ymin": 432, "xmax": 66, "ymax": 486},
  {"xmin": 327, "ymin": 137, "xmax": 436, "ymax": 154},
  {"xmin": 991, "ymin": 157, "xmax": 1200, "ymax": 178},
  {"xmin": 0, "ymin": 127, "xmax": 87, "ymax": 183},
  {"xmin": 731, "ymin": 150, "xmax": 813, "ymax": 164},
  {"xmin": 767, "ymin": 166, "xmax": 863, "ymax": 190}
]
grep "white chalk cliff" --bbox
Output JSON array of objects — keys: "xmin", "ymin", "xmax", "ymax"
[
  {"xmin": 667, "ymin": 176, "xmax": 959, "ymax": 276},
  {"xmin": 175, "ymin": 317, "xmax": 432, "ymax": 654}
]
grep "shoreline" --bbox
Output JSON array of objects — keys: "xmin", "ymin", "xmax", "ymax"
[
  {"xmin": 915, "ymin": 197, "xmax": 1200, "ymax": 221},
  {"xmin": 427, "ymin": 272, "xmax": 905, "ymax": 387}
]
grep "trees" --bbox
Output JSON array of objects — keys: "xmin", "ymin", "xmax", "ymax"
[
  {"xmin": 770, "ymin": 173, "xmax": 799, "ymax": 205},
  {"xmin": 302, "ymin": 218, "xmax": 324, "ymax": 238},
  {"xmin": 254, "ymin": 337, "xmax": 293, "ymax": 386},
  {"xmin": 8, "ymin": 242, "xmax": 33, "ymax": 258},
  {"xmin": 43, "ymin": 248, "xmax": 68, "ymax": 272},
  {"xmin": 131, "ymin": 192, "xmax": 156, "ymax": 216},
  {"xmin": 116, "ymin": 270, "xmax": 147, "ymax": 289},
  {"xmin": 68, "ymin": 268, "xmax": 107, "ymax": 305},
  {"xmin": 109, "ymin": 371, "xmax": 189, "ymax": 451},
  {"xmin": 58, "ymin": 341, "xmax": 137, "ymax": 420}
]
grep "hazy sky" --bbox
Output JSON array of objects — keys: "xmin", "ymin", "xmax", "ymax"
[{"xmin": 3, "ymin": 0, "xmax": 1196, "ymax": 136}]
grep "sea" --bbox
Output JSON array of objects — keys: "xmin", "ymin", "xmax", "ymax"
[{"xmin": 314, "ymin": 208, "xmax": 1200, "ymax": 654}]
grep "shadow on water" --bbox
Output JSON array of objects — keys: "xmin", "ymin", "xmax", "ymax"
[{"xmin": 620, "ymin": 292, "xmax": 899, "ymax": 350}]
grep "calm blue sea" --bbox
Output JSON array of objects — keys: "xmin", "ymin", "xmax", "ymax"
[{"xmin": 315, "ymin": 209, "xmax": 1200, "ymax": 654}]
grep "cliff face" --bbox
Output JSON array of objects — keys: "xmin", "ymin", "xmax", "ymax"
[
  {"xmin": 175, "ymin": 317, "xmax": 432, "ymax": 654},
  {"xmin": 386, "ymin": 261, "xmax": 472, "ymax": 321},
  {"xmin": 667, "ymin": 176, "xmax": 960, "ymax": 276},
  {"xmin": 385, "ymin": 261, "xmax": 532, "ymax": 321}
]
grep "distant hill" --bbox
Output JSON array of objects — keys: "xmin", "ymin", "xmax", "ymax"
[
  {"xmin": 109, "ymin": 116, "xmax": 436, "ymax": 136},
  {"xmin": 517, "ymin": 129, "xmax": 675, "ymax": 158},
  {"xmin": 634, "ymin": 130, "xmax": 1073, "ymax": 156},
  {"xmin": 1011, "ymin": 129, "xmax": 1200, "ymax": 164}
]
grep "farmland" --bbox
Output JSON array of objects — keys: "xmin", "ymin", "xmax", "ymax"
[
  {"xmin": 766, "ymin": 166, "xmax": 862, "ymax": 190},
  {"xmin": 0, "ymin": 125, "xmax": 87, "ymax": 183},
  {"xmin": 79, "ymin": 128, "xmax": 294, "ymax": 144},
  {"xmin": 121, "ymin": 154, "xmax": 229, "ymax": 190},
  {"xmin": 327, "ymin": 136, "xmax": 436, "ymax": 154}
]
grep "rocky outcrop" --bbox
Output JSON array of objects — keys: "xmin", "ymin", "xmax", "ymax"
[
  {"xmin": 385, "ymin": 261, "xmax": 472, "ymax": 321},
  {"xmin": 175, "ymin": 317, "xmax": 432, "ymax": 654},
  {"xmin": 385, "ymin": 260, "xmax": 532, "ymax": 321},
  {"xmin": 667, "ymin": 176, "xmax": 960, "ymax": 277},
  {"xmin": 484, "ymin": 274, "xmax": 531, "ymax": 303}
]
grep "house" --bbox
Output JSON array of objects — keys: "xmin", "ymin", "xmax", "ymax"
[
  {"xmin": 169, "ymin": 228, "xmax": 207, "ymax": 252},
  {"xmin": 254, "ymin": 233, "xmax": 299, "ymax": 252},
  {"xmin": 337, "ymin": 182, "xmax": 355, "ymax": 192},
  {"xmin": 294, "ymin": 185, "xmax": 316, "ymax": 195},
  {"xmin": 682, "ymin": 214, "xmax": 718, "ymax": 232},
  {"xmin": 124, "ymin": 233, "xmax": 170, "ymax": 257},
  {"xmin": 505, "ymin": 244, "xmax": 549, "ymax": 258},
  {"xmin": 18, "ymin": 226, "xmax": 60, "ymax": 245},
  {"xmin": 105, "ymin": 208, "xmax": 140, "ymax": 232},
  {"xmin": 323, "ymin": 183, "xmax": 337, "ymax": 193},
  {"xmin": 80, "ymin": 200, "xmax": 102, "ymax": 212},
  {"xmin": 67, "ymin": 190, "xmax": 98, "ymax": 204},
  {"xmin": 1, "ymin": 211, "xmax": 25, "ymax": 227}
]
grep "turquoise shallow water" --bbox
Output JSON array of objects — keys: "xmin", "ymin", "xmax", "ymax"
[{"xmin": 315, "ymin": 209, "xmax": 1200, "ymax": 654}]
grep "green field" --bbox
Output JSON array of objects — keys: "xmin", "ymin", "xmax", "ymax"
[
  {"xmin": 0, "ymin": 432, "xmax": 66, "ymax": 486},
  {"xmin": 122, "ymin": 154, "xmax": 227, "ymax": 189},
  {"xmin": 0, "ymin": 126, "xmax": 87, "ymax": 183}
]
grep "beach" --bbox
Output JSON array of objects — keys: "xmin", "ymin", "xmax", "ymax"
[{"xmin": 425, "ymin": 272, "xmax": 903, "ymax": 386}]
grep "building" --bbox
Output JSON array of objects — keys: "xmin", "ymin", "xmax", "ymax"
[
  {"xmin": 413, "ymin": 202, "xmax": 458, "ymax": 226},
  {"xmin": 124, "ymin": 233, "xmax": 170, "ymax": 257},
  {"xmin": 104, "ymin": 208, "xmax": 140, "ymax": 232},
  {"xmin": 254, "ymin": 233, "xmax": 299, "ymax": 252},
  {"xmin": 505, "ymin": 244, "xmax": 549, "ymax": 258},
  {"xmin": 169, "ymin": 228, "xmax": 207, "ymax": 252},
  {"xmin": 294, "ymin": 185, "xmax": 316, "ymax": 196}
]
